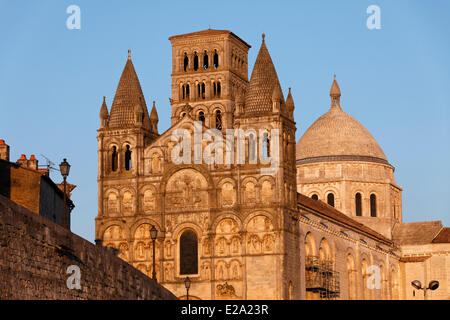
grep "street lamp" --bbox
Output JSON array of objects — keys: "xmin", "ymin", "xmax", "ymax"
[
  {"xmin": 184, "ymin": 276, "xmax": 191, "ymax": 300},
  {"xmin": 411, "ymin": 280, "xmax": 439, "ymax": 300},
  {"xmin": 59, "ymin": 158, "xmax": 71, "ymax": 229},
  {"xmin": 150, "ymin": 225, "xmax": 158, "ymax": 282}
]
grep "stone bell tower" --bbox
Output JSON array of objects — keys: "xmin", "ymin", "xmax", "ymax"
[
  {"xmin": 168, "ymin": 29, "xmax": 251, "ymax": 130},
  {"xmin": 96, "ymin": 50, "xmax": 159, "ymax": 237}
]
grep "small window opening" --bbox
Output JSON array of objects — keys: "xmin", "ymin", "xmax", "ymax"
[
  {"xmin": 193, "ymin": 53, "xmax": 199, "ymax": 71},
  {"xmin": 327, "ymin": 193, "xmax": 335, "ymax": 207},
  {"xmin": 213, "ymin": 50, "xmax": 219, "ymax": 68},
  {"xmin": 111, "ymin": 146, "xmax": 118, "ymax": 172},
  {"xmin": 311, "ymin": 194, "xmax": 318, "ymax": 200},
  {"xmin": 203, "ymin": 51, "xmax": 209, "ymax": 70},
  {"xmin": 198, "ymin": 111, "xmax": 205, "ymax": 124},
  {"xmin": 356, "ymin": 193, "xmax": 362, "ymax": 216},
  {"xmin": 183, "ymin": 53, "xmax": 188, "ymax": 72},
  {"xmin": 124, "ymin": 145, "xmax": 131, "ymax": 171},
  {"xmin": 370, "ymin": 194, "xmax": 377, "ymax": 217},
  {"xmin": 215, "ymin": 110, "xmax": 222, "ymax": 130}
]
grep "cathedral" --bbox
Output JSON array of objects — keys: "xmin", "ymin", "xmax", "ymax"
[{"xmin": 95, "ymin": 29, "xmax": 450, "ymax": 300}]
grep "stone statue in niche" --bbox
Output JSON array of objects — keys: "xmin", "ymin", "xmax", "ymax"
[
  {"xmin": 248, "ymin": 235, "xmax": 261, "ymax": 253},
  {"xmin": 201, "ymin": 262, "xmax": 210, "ymax": 280},
  {"xmin": 221, "ymin": 182, "xmax": 235, "ymax": 207},
  {"xmin": 143, "ymin": 189, "xmax": 155, "ymax": 211},
  {"xmin": 231, "ymin": 237, "xmax": 240, "ymax": 254},
  {"xmin": 244, "ymin": 182, "xmax": 256, "ymax": 204},
  {"xmin": 123, "ymin": 191, "xmax": 133, "ymax": 213},
  {"xmin": 217, "ymin": 238, "xmax": 226, "ymax": 255},
  {"xmin": 135, "ymin": 242, "xmax": 145, "ymax": 260},
  {"xmin": 165, "ymin": 241, "xmax": 172, "ymax": 258},
  {"xmin": 164, "ymin": 263, "xmax": 173, "ymax": 281},
  {"xmin": 107, "ymin": 193, "xmax": 118, "ymax": 214},
  {"xmin": 118, "ymin": 242, "xmax": 129, "ymax": 261},
  {"xmin": 232, "ymin": 263, "xmax": 239, "ymax": 280},
  {"xmin": 263, "ymin": 234, "xmax": 274, "ymax": 251},
  {"xmin": 203, "ymin": 238, "xmax": 211, "ymax": 255},
  {"xmin": 151, "ymin": 153, "xmax": 161, "ymax": 173},
  {"xmin": 217, "ymin": 263, "xmax": 225, "ymax": 280},
  {"xmin": 261, "ymin": 181, "xmax": 273, "ymax": 204}
]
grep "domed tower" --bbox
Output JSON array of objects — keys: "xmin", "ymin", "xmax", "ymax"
[{"xmin": 296, "ymin": 76, "xmax": 402, "ymax": 239}]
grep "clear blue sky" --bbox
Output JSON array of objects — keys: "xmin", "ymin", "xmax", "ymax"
[{"xmin": 0, "ymin": 1, "xmax": 449, "ymax": 242}]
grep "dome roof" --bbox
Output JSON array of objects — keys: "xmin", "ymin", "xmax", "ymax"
[{"xmin": 296, "ymin": 79, "xmax": 388, "ymax": 165}]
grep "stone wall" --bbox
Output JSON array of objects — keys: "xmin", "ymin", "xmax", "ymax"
[{"xmin": 0, "ymin": 194, "xmax": 177, "ymax": 300}]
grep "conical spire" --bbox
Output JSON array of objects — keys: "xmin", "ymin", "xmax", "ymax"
[
  {"xmin": 245, "ymin": 34, "xmax": 284, "ymax": 115},
  {"xmin": 150, "ymin": 101, "xmax": 159, "ymax": 121},
  {"xmin": 100, "ymin": 96, "xmax": 109, "ymax": 119},
  {"xmin": 108, "ymin": 52, "xmax": 151, "ymax": 129},
  {"xmin": 330, "ymin": 75, "xmax": 341, "ymax": 107},
  {"xmin": 286, "ymin": 88, "xmax": 295, "ymax": 112},
  {"xmin": 272, "ymin": 83, "xmax": 283, "ymax": 102}
]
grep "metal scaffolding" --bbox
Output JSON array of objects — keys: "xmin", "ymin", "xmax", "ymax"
[{"xmin": 305, "ymin": 256, "xmax": 340, "ymax": 299}]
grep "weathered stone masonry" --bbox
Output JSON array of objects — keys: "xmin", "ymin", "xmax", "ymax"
[{"xmin": 0, "ymin": 194, "xmax": 176, "ymax": 300}]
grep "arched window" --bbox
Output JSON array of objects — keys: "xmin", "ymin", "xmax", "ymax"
[
  {"xmin": 201, "ymin": 83, "xmax": 205, "ymax": 99},
  {"xmin": 213, "ymin": 50, "xmax": 219, "ymax": 68},
  {"xmin": 370, "ymin": 194, "xmax": 377, "ymax": 217},
  {"xmin": 124, "ymin": 145, "xmax": 131, "ymax": 171},
  {"xmin": 311, "ymin": 194, "xmax": 318, "ymax": 200},
  {"xmin": 183, "ymin": 53, "xmax": 188, "ymax": 72},
  {"xmin": 215, "ymin": 109, "xmax": 222, "ymax": 130},
  {"xmin": 193, "ymin": 53, "xmax": 199, "ymax": 71},
  {"xmin": 263, "ymin": 132, "xmax": 270, "ymax": 159},
  {"xmin": 111, "ymin": 146, "xmax": 118, "ymax": 172},
  {"xmin": 180, "ymin": 230, "xmax": 198, "ymax": 275},
  {"xmin": 248, "ymin": 133, "xmax": 256, "ymax": 163},
  {"xmin": 217, "ymin": 81, "xmax": 221, "ymax": 98},
  {"xmin": 203, "ymin": 51, "xmax": 209, "ymax": 70},
  {"xmin": 327, "ymin": 193, "xmax": 335, "ymax": 207},
  {"xmin": 198, "ymin": 111, "xmax": 205, "ymax": 124},
  {"xmin": 355, "ymin": 193, "xmax": 362, "ymax": 216},
  {"xmin": 186, "ymin": 84, "xmax": 190, "ymax": 100}
]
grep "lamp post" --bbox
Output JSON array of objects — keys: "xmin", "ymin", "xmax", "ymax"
[
  {"xmin": 150, "ymin": 225, "xmax": 158, "ymax": 282},
  {"xmin": 411, "ymin": 280, "xmax": 439, "ymax": 300},
  {"xmin": 184, "ymin": 276, "xmax": 191, "ymax": 300},
  {"xmin": 59, "ymin": 158, "xmax": 71, "ymax": 229}
]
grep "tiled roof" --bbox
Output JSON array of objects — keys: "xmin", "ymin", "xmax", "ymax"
[
  {"xmin": 432, "ymin": 227, "xmax": 450, "ymax": 243},
  {"xmin": 296, "ymin": 79, "xmax": 388, "ymax": 162},
  {"xmin": 297, "ymin": 193, "xmax": 392, "ymax": 245},
  {"xmin": 244, "ymin": 35, "xmax": 284, "ymax": 115},
  {"xmin": 169, "ymin": 29, "xmax": 251, "ymax": 48},
  {"xmin": 108, "ymin": 55, "xmax": 150, "ymax": 129},
  {"xmin": 392, "ymin": 221, "xmax": 443, "ymax": 245}
]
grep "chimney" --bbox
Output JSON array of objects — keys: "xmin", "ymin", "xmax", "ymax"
[
  {"xmin": 0, "ymin": 139, "xmax": 10, "ymax": 161},
  {"xmin": 28, "ymin": 154, "xmax": 39, "ymax": 170},
  {"xmin": 17, "ymin": 154, "xmax": 27, "ymax": 166}
]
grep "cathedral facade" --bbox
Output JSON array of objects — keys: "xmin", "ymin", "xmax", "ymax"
[{"xmin": 95, "ymin": 29, "xmax": 450, "ymax": 300}]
